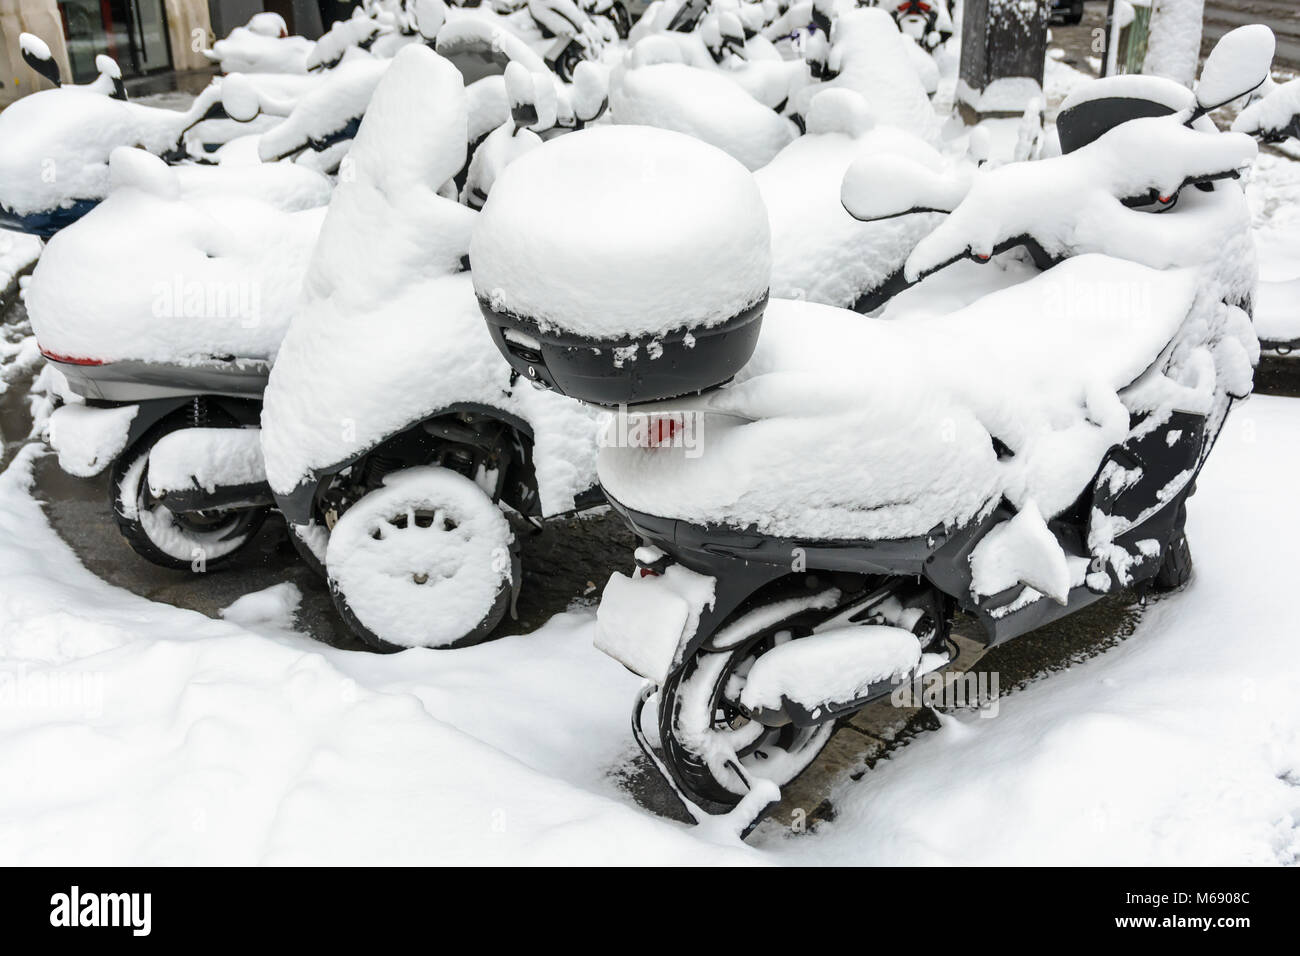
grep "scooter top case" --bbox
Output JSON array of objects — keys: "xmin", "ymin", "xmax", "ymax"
[{"xmin": 471, "ymin": 125, "xmax": 771, "ymax": 407}]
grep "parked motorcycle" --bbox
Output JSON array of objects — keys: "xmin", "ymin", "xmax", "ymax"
[
  {"xmin": 31, "ymin": 148, "xmax": 328, "ymax": 570},
  {"xmin": 476, "ymin": 27, "xmax": 1269, "ymax": 832},
  {"xmin": 261, "ymin": 45, "xmax": 605, "ymax": 652},
  {"xmin": 0, "ymin": 37, "xmax": 256, "ymax": 238}
]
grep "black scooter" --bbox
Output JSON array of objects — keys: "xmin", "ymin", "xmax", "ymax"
[{"xmin": 479, "ymin": 27, "xmax": 1272, "ymax": 833}]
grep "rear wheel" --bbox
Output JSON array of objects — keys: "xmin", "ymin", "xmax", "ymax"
[
  {"xmin": 325, "ymin": 467, "xmax": 518, "ymax": 652},
  {"xmin": 657, "ymin": 589, "xmax": 840, "ymax": 811},
  {"xmin": 1064, "ymin": 1, "xmax": 1084, "ymax": 25},
  {"xmin": 109, "ymin": 421, "xmax": 267, "ymax": 571}
]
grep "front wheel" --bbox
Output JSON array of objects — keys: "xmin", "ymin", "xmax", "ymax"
[
  {"xmin": 110, "ymin": 424, "xmax": 267, "ymax": 571},
  {"xmin": 657, "ymin": 589, "xmax": 840, "ymax": 811},
  {"xmin": 325, "ymin": 467, "xmax": 519, "ymax": 652}
]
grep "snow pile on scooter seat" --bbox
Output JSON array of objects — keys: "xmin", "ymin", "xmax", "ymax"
[
  {"xmin": 757, "ymin": 92, "xmax": 944, "ymax": 308},
  {"xmin": 262, "ymin": 45, "xmax": 602, "ymax": 511},
  {"xmin": 26, "ymin": 149, "xmax": 326, "ymax": 365},
  {"xmin": 470, "ymin": 125, "xmax": 771, "ymax": 339},
  {"xmin": 0, "ymin": 88, "xmax": 210, "ymax": 216},
  {"xmin": 609, "ymin": 58, "xmax": 797, "ymax": 171},
  {"xmin": 205, "ymin": 14, "xmax": 313, "ymax": 74},
  {"xmin": 172, "ymin": 162, "xmax": 332, "ymax": 212},
  {"xmin": 257, "ymin": 54, "xmax": 391, "ymax": 162},
  {"xmin": 598, "ymin": 255, "xmax": 1215, "ymax": 542},
  {"xmin": 788, "ymin": 8, "xmax": 940, "ymax": 145}
]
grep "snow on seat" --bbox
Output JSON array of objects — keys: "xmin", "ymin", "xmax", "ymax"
[
  {"xmin": 608, "ymin": 55, "xmax": 797, "ymax": 171},
  {"xmin": 0, "ymin": 84, "xmax": 227, "ymax": 222},
  {"xmin": 787, "ymin": 7, "xmax": 940, "ymax": 145},
  {"xmin": 598, "ymin": 255, "xmax": 1221, "ymax": 543},
  {"xmin": 261, "ymin": 44, "xmax": 602, "ymax": 513},
  {"xmin": 757, "ymin": 88, "xmax": 946, "ymax": 309},
  {"xmin": 25, "ymin": 148, "xmax": 326, "ymax": 366}
]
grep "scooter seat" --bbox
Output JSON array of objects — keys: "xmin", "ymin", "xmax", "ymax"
[{"xmin": 597, "ymin": 254, "xmax": 1253, "ymax": 543}]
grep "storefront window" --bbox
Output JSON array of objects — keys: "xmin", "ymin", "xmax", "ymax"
[{"xmin": 58, "ymin": 0, "xmax": 173, "ymax": 83}]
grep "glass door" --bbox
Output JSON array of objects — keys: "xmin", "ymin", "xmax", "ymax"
[
  {"xmin": 129, "ymin": 0, "xmax": 171, "ymax": 74},
  {"xmin": 57, "ymin": 0, "xmax": 171, "ymax": 83}
]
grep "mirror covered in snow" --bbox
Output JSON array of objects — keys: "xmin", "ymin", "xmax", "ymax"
[
  {"xmin": 1197, "ymin": 24, "xmax": 1275, "ymax": 113},
  {"xmin": 840, "ymin": 153, "xmax": 969, "ymax": 222},
  {"xmin": 220, "ymin": 74, "xmax": 261, "ymax": 123}
]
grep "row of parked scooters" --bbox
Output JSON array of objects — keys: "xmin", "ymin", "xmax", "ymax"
[{"xmin": 5, "ymin": 3, "xmax": 1297, "ymax": 829}]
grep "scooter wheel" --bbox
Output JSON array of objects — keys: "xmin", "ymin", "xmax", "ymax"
[
  {"xmin": 109, "ymin": 424, "xmax": 267, "ymax": 572},
  {"xmin": 324, "ymin": 467, "xmax": 519, "ymax": 653},
  {"xmin": 657, "ymin": 592, "xmax": 839, "ymax": 811}
]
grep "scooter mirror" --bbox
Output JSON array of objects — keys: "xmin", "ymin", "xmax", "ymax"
[
  {"xmin": 840, "ymin": 153, "xmax": 969, "ymax": 222},
  {"xmin": 1196, "ymin": 24, "xmax": 1275, "ymax": 114},
  {"xmin": 221, "ymin": 74, "xmax": 261, "ymax": 123}
]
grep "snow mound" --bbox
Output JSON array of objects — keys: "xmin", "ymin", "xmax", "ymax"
[{"xmin": 471, "ymin": 124, "xmax": 771, "ymax": 339}]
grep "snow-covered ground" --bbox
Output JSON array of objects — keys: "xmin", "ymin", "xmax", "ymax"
[
  {"xmin": 2, "ymin": 8, "xmax": 1300, "ymax": 866},
  {"xmin": 0, "ymin": 229, "xmax": 41, "ymax": 300},
  {"xmin": 0, "ymin": 395, "xmax": 1296, "ymax": 864}
]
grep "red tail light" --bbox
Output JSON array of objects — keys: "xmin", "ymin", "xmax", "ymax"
[
  {"xmin": 39, "ymin": 346, "xmax": 105, "ymax": 366},
  {"xmin": 649, "ymin": 417, "xmax": 680, "ymax": 447}
]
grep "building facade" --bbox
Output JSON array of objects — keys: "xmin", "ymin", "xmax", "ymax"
[{"xmin": 1, "ymin": 0, "xmax": 335, "ymax": 107}]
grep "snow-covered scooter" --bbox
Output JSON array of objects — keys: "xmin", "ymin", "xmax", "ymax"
[
  {"xmin": 0, "ymin": 36, "xmax": 256, "ymax": 238},
  {"xmin": 261, "ymin": 45, "xmax": 605, "ymax": 652},
  {"xmin": 31, "ymin": 148, "xmax": 328, "ymax": 570},
  {"xmin": 475, "ymin": 27, "xmax": 1269, "ymax": 831}
]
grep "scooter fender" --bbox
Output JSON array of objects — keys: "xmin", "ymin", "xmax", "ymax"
[
  {"xmin": 147, "ymin": 426, "xmax": 272, "ymax": 513},
  {"xmin": 46, "ymin": 403, "xmax": 139, "ymax": 478}
]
